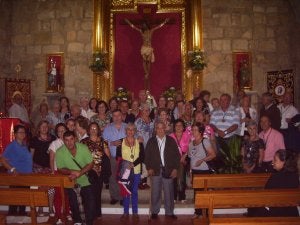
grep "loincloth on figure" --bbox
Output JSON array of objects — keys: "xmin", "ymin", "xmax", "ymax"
[{"xmin": 141, "ymin": 45, "xmax": 155, "ymax": 63}]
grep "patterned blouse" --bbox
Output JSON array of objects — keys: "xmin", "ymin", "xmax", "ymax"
[
  {"xmin": 242, "ymin": 138, "xmax": 265, "ymax": 167},
  {"xmin": 90, "ymin": 114, "xmax": 111, "ymax": 132},
  {"xmin": 81, "ymin": 137, "xmax": 108, "ymax": 173}
]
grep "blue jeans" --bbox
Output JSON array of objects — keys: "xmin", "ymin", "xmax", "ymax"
[
  {"xmin": 67, "ymin": 185, "xmax": 96, "ymax": 225},
  {"xmin": 123, "ymin": 174, "xmax": 141, "ymax": 214}
]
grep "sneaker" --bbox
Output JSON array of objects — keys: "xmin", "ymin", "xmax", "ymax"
[
  {"xmin": 49, "ymin": 212, "xmax": 55, "ymax": 217},
  {"xmin": 56, "ymin": 219, "xmax": 63, "ymax": 225},
  {"xmin": 181, "ymin": 200, "xmax": 187, "ymax": 204},
  {"xmin": 74, "ymin": 223, "xmax": 82, "ymax": 225}
]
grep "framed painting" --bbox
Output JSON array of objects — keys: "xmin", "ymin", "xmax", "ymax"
[
  {"xmin": 46, "ymin": 52, "xmax": 64, "ymax": 93},
  {"xmin": 232, "ymin": 51, "xmax": 252, "ymax": 94}
]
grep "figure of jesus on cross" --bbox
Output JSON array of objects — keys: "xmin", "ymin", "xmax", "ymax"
[{"xmin": 125, "ymin": 18, "xmax": 169, "ymax": 90}]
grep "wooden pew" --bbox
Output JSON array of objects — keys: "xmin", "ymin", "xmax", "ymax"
[
  {"xmin": 0, "ymin": 173, "xmax": 74, "ymax": 221},
  {"xmin": 192, "ymin": 173, "xmax": 271, "ymax": 219},
  {"xmin": 0, "ymin": 188, "xmax": 49, "ymax": 225},
  {"xmin": 194, "ymin": 188, "xmax": 300, "ymax": 225},
  {"xmin": 192, "ymin": 173, "xmax": 271, "ymax": 190}
]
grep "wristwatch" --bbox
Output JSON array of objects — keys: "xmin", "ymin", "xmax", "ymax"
[{"xmin": 10, "ymin": 167, "xmax": 16, "ymax": 173}]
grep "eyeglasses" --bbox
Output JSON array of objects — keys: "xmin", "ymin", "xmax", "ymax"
[{"xmin": 16, "ymin": 131, "xmax": 26, "ymax": 134}]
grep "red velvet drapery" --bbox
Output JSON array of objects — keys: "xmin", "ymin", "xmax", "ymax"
[{"xmin": 114, "ymin": 7, "xmax": 182, "ymax": 99}]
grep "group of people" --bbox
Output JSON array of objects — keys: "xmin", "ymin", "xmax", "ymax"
[{"xmin": 1, "ymin": 88, "xmax": 299, "ymax": 224}]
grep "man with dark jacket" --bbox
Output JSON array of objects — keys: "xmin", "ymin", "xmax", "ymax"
[
  {"xmin": 259, "ymin": 92, "xmax": 281, "ymax": 131},
  {"xmin": 144, "ymin": 121, "xmax": 180, "ymax": 219}
]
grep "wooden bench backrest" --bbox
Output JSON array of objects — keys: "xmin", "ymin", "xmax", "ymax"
[
  {"xmin": 195, "ymin": 189, "xmax": 300, "ymax": 209},
  {"xmin": 0, "ymin": 173, "xmax": 74, "ymax": 188},
  {"xmin": 192, "ymin": 173, "xmax": 270, "ymax": 190},
  {"xmin": 0, "ymin": 188, "xmax": 48, "ymax": 206}
]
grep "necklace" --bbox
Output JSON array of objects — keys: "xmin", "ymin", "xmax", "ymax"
[
  {"xmin": 222, "ymin": 111, "xmax": 228, "ymax": 123},
  {"xmin": 126, "ymin": 138, "xmax": 135, "ymax": 160}
]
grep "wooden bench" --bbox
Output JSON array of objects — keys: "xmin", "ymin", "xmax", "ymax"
[
  {"xmin": 0, "ymin": 188, "xmax": 49, "ymax": 225},
  {"xmin": 192, "ymin": 173, "xmax": 271, "ymax": 219},
  {"xmin": 0, "ymin": 173, "xmax": 74, "ymax": 222},
  {"xmin": 194, "ymin": 188, "xmax": 300, "ymax": 225},
  {"xmin": 192, "ymin": 173, "xmax": 271, "ymax": 190}
]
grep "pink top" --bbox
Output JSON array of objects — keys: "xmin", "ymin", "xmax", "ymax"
[
  {"xmin": 204, "ymin": 125, "xmax": 215, "ymax": 139},
  {"xmin": 169, "ymin": 129, "xmax": 192, "ymax": 155},
  {"xmin": 259, "ymin": 128, "xmax": 285, "ymax": 162}
]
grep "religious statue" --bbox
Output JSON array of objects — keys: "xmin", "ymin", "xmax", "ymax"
[
  {"xmin": 125, "ymin": 18, "xmax": 169, "ymax": 89},
  {"xmin": 48, "ymin": 58, "xmax": 57, "ymax": 89},
  {"xmin": 238, "ymin": 59, "xmax": 251, "ymax": 90}
]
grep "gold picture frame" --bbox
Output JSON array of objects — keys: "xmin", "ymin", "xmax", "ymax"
[{"xmin": 46, "ymin": 52, "xmax": 64, "ymax": 93}]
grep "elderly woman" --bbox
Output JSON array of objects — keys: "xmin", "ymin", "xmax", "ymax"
[
  {"xmin": 116, "ymin": 123, "xmax": 144, "ymax": 220},
  {"xmin": 238, "ymin": 95, "xmax": 257, "ymax": 139},
  {"xmin": 181, "ymin": 102, "xmax": 194, "ymax": 127},
  {"xmin": 135, "ymin": 103, "xmax": 154, "ymax": 189},
  {"xmin": 241, "ymin": 121, "xmax": 264, "ymax": 173},
  {"xmin": 248, "ymin": 149, "xmax": 299, "ymax": 217},
  {"xmin": 157, "ymin": 108, "xmax": 173, "ymax": 135},
  {"xmin": 29, "ymin": 120, "xmax": 56, "ymax": 216},
  {"xmin": 81, "ymin": 122, "xmax": 111, "ymax": 218},
  {"xmin": 2, "ymin": 124, "xmax": 32, "ymax": 215},
  {"xmin": 169, "ymin": 119, "xmax": 191, "ymax": 203},
  {"xmin": 186, "ymin": 122, "xmax": 216, "ymax": 219},
  {"xmin": 90, "ymin": 100, "xmax": 111, "ymax": 132}
]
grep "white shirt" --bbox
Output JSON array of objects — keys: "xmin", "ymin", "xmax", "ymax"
[
  {"xmin": 81, "ymin": 108, "xmax": 96, "ymax": 120},
  {"xmin": 48, "ymin": 138, "xmax": 64, "ymax": 170},
  {"xmin": 156, "ymin": 136, "xmax": 166, "ymax": 166},
  {"xmin": 277, "ymin": 104, "xmax": 298, "ymax": 129},
  {"xmin": 8, "ymin": 103, "xmax": 30, "ymax": 123},
  {"xmin": 238, "ymin": 107, "xmax": 257, "ymax": 136}
]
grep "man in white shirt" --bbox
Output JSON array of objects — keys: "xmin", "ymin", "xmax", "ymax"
[{"xmin": 277, "ymin": 92, "xmax": 298, "ymax": 130}]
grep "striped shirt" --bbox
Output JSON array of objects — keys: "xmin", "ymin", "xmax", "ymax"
[{"xmin": 210, "ymin": 105, "xmax": 240, "ymax": 138}]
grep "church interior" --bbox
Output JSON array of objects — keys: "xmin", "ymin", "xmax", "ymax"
[
  {"xmin": 0, "ymin": 0, "xmax": 299, "ymax": 110},
  {"xmin": 0, "ymin": 0, "xmax": 300, "ymax": 225}
]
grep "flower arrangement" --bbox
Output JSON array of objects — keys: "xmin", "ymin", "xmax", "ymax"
[
  {"xmin": 113, "ymin": 87, "xmax": 130, "ymax": 101},
  {"xmin": 188, "ymin": 49, "xmax": 207, "ymax": 71},
  {"xmin": 89, "ymin": 51, "xmax": 107, "ymax": 73},
  {"xmin": 163, "ymin": 87, "xmax": 177, "ymax": 101}
]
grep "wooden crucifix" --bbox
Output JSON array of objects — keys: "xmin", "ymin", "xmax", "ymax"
[{"xmin": 125, "ymin": 18, "xmax": 170, "ymax": 90}]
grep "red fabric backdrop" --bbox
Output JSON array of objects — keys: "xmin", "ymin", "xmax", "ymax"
[{"xmin": 114, "ymin": 8, "xmax": 182, "ymax": 99}]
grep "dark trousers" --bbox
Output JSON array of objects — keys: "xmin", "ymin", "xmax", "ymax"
[
  {"xmin": 192, "ymin": 170, "xmax": 210, "ymax": 215},
  {"xmin": 92, "ymin": 175, "xmax": 103, "ymax": 217},
  {"xmin": 9, "ymin": 186, "xmax": 27, "ymax": 215},
  {"xmin": 173, "ymin": 164, "xmax": 187, "ymax": 201},
  {"xmin": 67, "ymin": 185, "xmax": 96, "ymax": 225}
]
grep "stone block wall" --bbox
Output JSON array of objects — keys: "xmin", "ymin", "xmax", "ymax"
[
  {"xmin": 0, "ymin": 0, "xmax": 12, "ymax": 111},
  {"xmin": 202, "ymin": 0, "xmax": 300, "ymax": 108},
  {"xmin": 1, "ymin": 0, "xmax": 93, "ymax": 111}
]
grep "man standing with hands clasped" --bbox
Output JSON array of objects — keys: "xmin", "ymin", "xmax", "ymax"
[{"xmin": 145, "ymin": 121, "xmax": 180, "ymax": 219}]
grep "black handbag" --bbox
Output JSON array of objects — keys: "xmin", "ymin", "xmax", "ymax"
[{"xmin": 72, "ymin": 158, "xmax": 98, "ymax": 185}]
